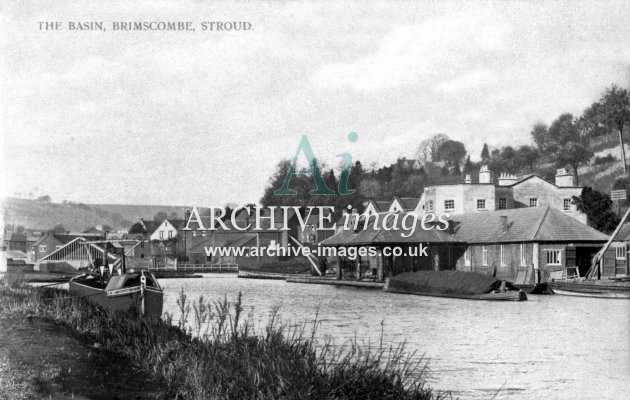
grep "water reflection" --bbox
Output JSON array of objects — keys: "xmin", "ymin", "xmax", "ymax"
[{"xmin": 160, "ymin": 275, "xmax": 630, "ymax": 399}]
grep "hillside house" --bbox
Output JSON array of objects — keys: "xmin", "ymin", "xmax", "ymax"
[{"xmin": 416, "ymin": 166, "xmax": 586, "ymax": 224}]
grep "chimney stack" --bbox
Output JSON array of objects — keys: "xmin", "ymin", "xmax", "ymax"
[
  {"xmin": 479, "ymin": 165, "xmax": 491, "ymax": 184},
  {"xmin": 465, "ymin": 174, "xmax": 472, "ymax": 184},
  {"xmin": 498, "ymin": 173, "xmax": 518, "ymax": 186},
  {"xmin": 555, "ymin": 167, "xmax": 576, "ymax": 187},
  {"xmin": 499, "ymin": 216, "xmax": 508, "ymax": 233}
]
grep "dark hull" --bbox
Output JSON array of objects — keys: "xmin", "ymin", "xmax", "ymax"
[
  {"xmin": 549, "ymin": 281, "xmax": 630, "ymax": 299},
  {"xmin": 69, "ymin": 281, "xmax": 164, "ymax": 317},
  {"xmin": 384, "ymin": 285, "xmax": 526, "ymax": 301}
]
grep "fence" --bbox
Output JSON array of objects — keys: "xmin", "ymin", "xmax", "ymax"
[{"xmin": 148, "ymin": 263, "xmax": 238, "ymax": 273}]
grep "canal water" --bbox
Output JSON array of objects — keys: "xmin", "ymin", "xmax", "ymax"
[{"xmin": 159, "ymin": 274, "xmax": 630, "ymax": 399}]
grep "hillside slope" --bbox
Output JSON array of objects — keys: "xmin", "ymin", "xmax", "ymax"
[{"xmin": 1, "ymin": 198, "xmax": 192, "ymax": 231}]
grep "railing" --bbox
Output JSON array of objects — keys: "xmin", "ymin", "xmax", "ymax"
[{"xmin": 149, "ymin": 263, "xmax": 238, "ymax": 272}]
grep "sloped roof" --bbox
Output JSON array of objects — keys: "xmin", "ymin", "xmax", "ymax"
[
  {"xmin": 167, "ymin": 219, "xmax": 186, "ymax": 230},
  {"xmin": 322, "ymin": 206, "xmax": 608, "ymax": 246},
  {"xmin": 376, "ymin": 201, "xmax": 390, "ymax": 212},
  {"xmin": 399, "ymin": 197, "xmax": 420, "ymax": 210},
  {"xmin": 613, "ymin": 222, "xmax": 630, "ymax": 241},
  {"xmin": 452, "ymin": 206, "xmax": 608, "ymax": 243},
  {"xmin": 141, "ymin": 220, "xmax": 161, "ymax": 234},
  {"xmin": 4, "ymin": 232, "xmax": 26, "ymax": 242}
]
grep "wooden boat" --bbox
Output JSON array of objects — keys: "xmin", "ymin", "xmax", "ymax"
[
  {"xmin": 69, "ymin": 270, "xmax": 164, "ymax": 317},
  {"xmin": 383, "ymin": 270, "xmax": 527, "ymax": 301},
  {"xmin": 549, "ymin": 267, "xmax": 630, "ymax": 299},
  {"xmin": 67, "ymin": 239, "xmax": 164, "ymax": 317}
]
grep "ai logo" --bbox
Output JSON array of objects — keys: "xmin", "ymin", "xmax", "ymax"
[{"xmin": 274, "ymin": 132, "xmax": 358, "ymax": 196}]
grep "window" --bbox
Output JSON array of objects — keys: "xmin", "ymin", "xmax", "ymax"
[
  {"xmin": 563, "ymin": 198, "xmax": 571, "ymax": 211},
  {"xmin": 498, "ymin": 197, "xmax": 507, "ymax": 210},
  {"xmin": 140, "ymin": 242, "xmax": 144, "ymax": 248},
  {"xmin": 477, "ymin": 199, "xmax": 486, "ymax": 210},
  {"xmin": 482, "ymin": 246, "xmax": 488, "ymax": 266},
  {"xmin": 615, "ymin": 245, "xmax": 627, "ymax": 260},
  {"xmin": 168, "ymin": 231, "xmax": 173, "ymax": 238},
  {"xmin": 500, "ymin": 245, "xmax": 506, "ymax": 266},
  {"xmin": 529, "ymin": 198, "xmax": 538, "ymax": 207},
  {"xmin": 444, "ymin": 200, "xmax": 455, "ymax": 211},
  {"xmin": 192, "ymin": 231, "xmax": 197, "ymax": 237},
  {"xmin": 39, "ymin": 245, "xmax": 46, "ymax": 252},
  {"xmin": 427, "ymin": 200, "xmax": 434, "ymax": 212},
  {"xmin": 464, "ymin": 247, "xmax": 471, "ymax": 267},
  {"xmin": 520, "ymin": 244, "xmax": 526, "ymax": 266},
  {"xmin": 546, "ymin": 250, "xmax": 561, "ymax": 265},
  {"xmin": 160, "ymin": 231, "xmax": 164, "ymax": 239}
]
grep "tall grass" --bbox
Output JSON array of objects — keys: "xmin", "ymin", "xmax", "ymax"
[{"xmin": 0, "ymin": 279, "xmax": 444, "ymax": 400}]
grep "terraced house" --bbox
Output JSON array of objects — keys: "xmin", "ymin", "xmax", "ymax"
[{"xmin": 416, "ymin": 166, "xmax": 586, "ymax": 224}]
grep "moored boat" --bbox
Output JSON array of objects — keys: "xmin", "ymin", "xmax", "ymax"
[
  {"xmin": 69, "ymin": 270, "xmax": 164, "ymax": 317},
  {"xmin": 383, "ymin": 270, "xmax": 527, "ymax": 301}
]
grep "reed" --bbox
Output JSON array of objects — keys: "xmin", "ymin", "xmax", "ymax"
[{"xmin": 0, "ymin": 279, "xmax": 445, "ymax": 400}]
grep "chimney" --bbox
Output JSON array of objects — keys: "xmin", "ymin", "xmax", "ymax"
[
  {"xmin": 465, "ymin": 174, "xmax": 471, "ymax": 184},
  {"xmin": 498, "ymin": 173, "xmax": 518, "ymax": 186},
  {"xmin": 499, "ymin": 216, "xmax": 508, "ymax": 233},
  {"xmin": 479, "ymin": 165, "xmax": 491, "ymax": 183},
  {"xmin": 555, "ymin": 167, "xmax": 576, "ymax": 187},
  {"xmin": 185, "ymin": 209, "xmax": 191, "ymax": 221}
]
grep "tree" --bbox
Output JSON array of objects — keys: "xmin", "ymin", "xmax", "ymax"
[
  {"xmin": 517, "ymin": 145, "xmax": 540, "ymax": 172},
  {"xmin": 37, "ymin": 195, "xmax": 51, "ymax": 202},
  {"xmin": 480, "ymin": 143, "xmax": 490, "ymax": 161},
  {"xmin": 129, "ymin": 222, "xmax": 147, "ymax": 234},
  {"xmin": 598, "ymin": 85, "xmax": 630, "ymax": 174},
  {"xmin": 548, "ymin": 113, "xmax": 579, "ymax": 146},
  {"xmin": 415, "ymin": 134, "xmax": 449, "ymax": 164},
  {"xmin": 530, "ymin": 123, "xmax": 548, "ymax": 152},
  {"xmin": 555, "ymin": 142, "xmax": 593, "ymax": 185},
  {"xmin": 153, "ymin": 212, "xmax": 168, "ymax": 222},
  {"xmin": 52, "ymin": 224, "xmax": 67, "ymax": 233},
  {"xmin": 102, "ymin": 224, "xmax": 112, "ymax": 232},
  {"xmin": 578, "ymin": 102, "xmax": 606, "ymax": 139},
  {"xmin": 437, "ymin": 140, "xmax": 467, "ymax": 170},
  {"xmin": 573, "ymin": 187, "xmax": 620, "ymax": 233},
  {"xmin": 462, "ymin": 155, "xmax": 473, "ymax": 176},
  {"xmin": 169, "ymin": 211, "xmax": 180, "ymax": 219},
  {"xmin": 83, "ymin": 226, "xmax": 99, "ymax": 233}
]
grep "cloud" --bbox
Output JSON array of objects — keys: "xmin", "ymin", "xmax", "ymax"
[{"xmin": 2, "ymin": 1, "xmax": 630, "ymax": 204}]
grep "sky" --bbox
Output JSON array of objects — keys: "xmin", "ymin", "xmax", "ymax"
[{"xmin": 1, "ymin": 1, "xmax": 629, "ymax": 207}]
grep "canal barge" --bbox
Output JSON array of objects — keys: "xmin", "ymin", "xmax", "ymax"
[
  {"xmin": 384, "ymin": 270, "xmax": 527, "ymax": 301},
  {"xmin": 69, "ymin": 270, "xmax": 164, "ymax": 317},
  {"xmin": 66, "ymin": 239, "xmax": 164, "ymax": 317}
]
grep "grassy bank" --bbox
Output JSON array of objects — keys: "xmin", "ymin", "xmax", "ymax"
[{"xmin": 0, "ymin": 278, "xmax": 444, "ymax": 400}]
